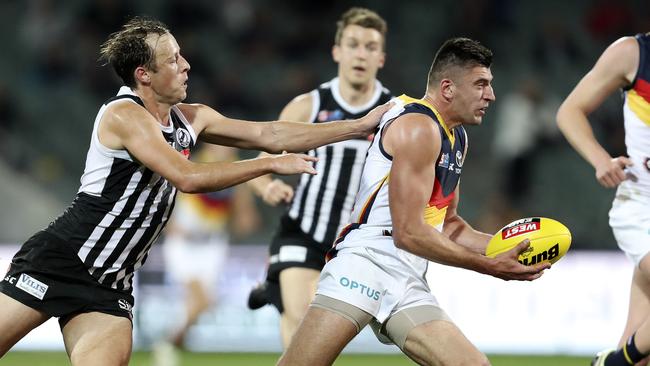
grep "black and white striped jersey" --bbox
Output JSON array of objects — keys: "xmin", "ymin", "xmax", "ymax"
[
  {"xmin": 45, "ymin": 86, "xmax": 196, "ymax": 291},
  {"xmin": 286, "ymin": 77, "xmax": 392, "ymax": 245}
]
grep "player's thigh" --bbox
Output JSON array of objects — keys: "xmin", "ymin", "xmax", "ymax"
[
  {"xmin": 277, "ymin": 300, "xmax": 366, "ymax": 366},
  {"xmin": 62, "ymin": 312, "xmax": 132, "ymax": 366},
  {"xmin": 403, "ymin": 319, "xmax": 489, "ymax": 366},
  {"xmin": 279, "ymin": 267, "xmax": 320, "ymax": 316},
  {"xmin": 0, "ymin": 292, "xmax": 49, "ymax": 356}
]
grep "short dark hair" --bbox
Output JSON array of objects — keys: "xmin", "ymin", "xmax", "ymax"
[
  {"xmin": 427, "ymin": 38, "xmax": 493, "ymax": 87},
  {"xmin": 334, "ymin": 7, "xmax": 387, "ymax": 49},
  {"xmin": 99, "ymin": 17, "xmax": 170, "ymax": 88}
]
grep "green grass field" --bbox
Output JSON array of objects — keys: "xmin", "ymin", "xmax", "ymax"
[{"xmin": 2, "ymin": 351, "xmax": 592, "ymax": 365}]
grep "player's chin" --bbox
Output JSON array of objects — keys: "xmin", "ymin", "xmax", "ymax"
[
  {"xmin": 175, "ymin": 90, "xmax": 188, "ymax": 103},
  {"xmin": 466, "ymin": 115, "xmax": 483, "ymax": 125}
]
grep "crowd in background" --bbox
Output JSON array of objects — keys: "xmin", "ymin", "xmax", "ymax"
[{"xmin": 0, "ymin": 0, "xmax": 648, "ymax": 248}]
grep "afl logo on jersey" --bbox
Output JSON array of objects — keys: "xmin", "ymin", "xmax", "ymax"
[
  {"xmin": 455, "ymin": 150, "xmax": 464, "ymax": 167},
  {"xmin": 175, "ymin": 129, "xmax": 191, "ymax": 149}
]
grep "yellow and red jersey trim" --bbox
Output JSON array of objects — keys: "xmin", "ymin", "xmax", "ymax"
[{"xmin": 628, "ymin": 78, "xmax": 650, "ymax": 126}]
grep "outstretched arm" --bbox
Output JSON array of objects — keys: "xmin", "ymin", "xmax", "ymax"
[
  {"xmin": 385, "ymin": 114, "xmax": 548, "ymax": 281},
  {"xmin": 180, "ymin": 101, "xmax": 391, "ymax": 154},
  {"xmin": 248, "ymin": 93, "xmax": 314, "ymax": 205},
  {"xmin": 556, "ymin": 36, "xmax": 638, "ymax": 188},
  {"xmin": 99, "ymin": 102, "xmax": 317, "ymax": 193}
]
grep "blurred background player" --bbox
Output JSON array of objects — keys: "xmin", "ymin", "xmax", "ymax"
[
  {"xmin": 246, "ymin": 7, "xmax": 392, "ymax": 347},
  {"xmin": 152, "ymin": 144, "xmax": 260, "ymax": 366},
  {"xmin": 557, "ymin": 33, "xmax": 650, "ymax": 366}
]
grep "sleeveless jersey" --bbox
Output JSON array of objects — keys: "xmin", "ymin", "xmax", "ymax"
[
  {"xmin": 287, "ymin": 77, "xmax": 392, "ymax": 245},
  {"xmin": 622, "ymin": 33, "xmax": 650, "ymax": 195},
  {"xmin": 333, "ymin": 95, "xmax": 467, "ymax": 255},
  {"xmin": 45, "ymin": 86, "xmax": 197, "ymax": 291}
]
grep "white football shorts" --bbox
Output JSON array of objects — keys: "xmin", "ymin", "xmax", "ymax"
[
  {"xmin": 609, "ymin": 180, "xmax": 650, "ymax": 266},
  {"xmin": 316, "ymin": 243, "xmax": 440, "ymax": 324}
]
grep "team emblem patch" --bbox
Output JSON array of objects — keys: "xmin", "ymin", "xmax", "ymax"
[
  {"xmin": 175, "ymin": 128, "xmax": 191, "ymax": 149},
  {"xmin": 455, "ymin": 150, "xmax": 464, "ymax": 167}
]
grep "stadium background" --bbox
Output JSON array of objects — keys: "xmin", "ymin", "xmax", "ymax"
[{"xmin": 0, "ymin": 0, "xmax": 648, "ymax": 364}]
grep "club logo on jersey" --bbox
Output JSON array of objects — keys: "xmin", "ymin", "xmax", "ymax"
[
  {"xmin": 15, "ymin": 273, "xmax": 48, "ymax": 300},
  {"xmin": 438, "ymin": 153, "xmax": 450, "ymax": 168},
  {"xmin": 644, "ymin": 157, "xmax": 650, "ymax": 173},
  {"xmin": 502, "ymin": 218, "xmax": 541, "ymax": 240},
  {"xmin": 318, "ymin": 109, "xmax": 344, "ymax": 122},
  {"xmin": 455, "ymin": 150, "xmax": 464, "ymax": 168},
  {"xmin": 339, "ymin": 276, "xmax": 381, "ymax": 301},
  {"xmin": 175, "ymin": 128, "xmax": 191, "ymax": 149}
]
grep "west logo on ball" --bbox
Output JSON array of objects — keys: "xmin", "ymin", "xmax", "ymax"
[{"xmin": 502, "ymin": 218, "xmax": 541, "ymax": 240}]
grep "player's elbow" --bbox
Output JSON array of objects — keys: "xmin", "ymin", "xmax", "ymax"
[
  {"xmin": 392, "ymin": 226, "xmax": 415, "ymax": 251},
  {"xmin": 169, "ymin": 165, "xmax": 203, "ymax": 193},
  {"xmin": 171, "ymin": 176, "xmax": 199, "ymax": 193},
  {"xmin": 555, "ymin": 101, "xmax": 577, "ymax": 131}
]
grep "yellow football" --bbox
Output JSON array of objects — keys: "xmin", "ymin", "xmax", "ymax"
[{"xmin": 485, "ymin": 217, "xmax": 572, "ymax": 265}]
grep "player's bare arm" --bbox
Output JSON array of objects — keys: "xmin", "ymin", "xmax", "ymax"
[
  {"xmin": 99, "ymin": 102, "xmax": 317, "ymax": 193},
  {"xmin": 557, "ymin": 36, "xmax": 639, "ymax": 188},
  {"xmin": 385, "ymin": 114, "xmax": 548, "ymax": 281},
  {"xmin": 248, "ymin": 93, "xmax": 314, "ymax": 204},
  {"xmin": 180, "ymin": 101, "xmax": 390, "ymax": 153}
]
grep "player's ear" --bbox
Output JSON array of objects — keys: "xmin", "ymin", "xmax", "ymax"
[
  {"xmin": 441, "ymin": 79, "xmax": 454, "ymax": 100},
  {"xmin": 135, "ymin": 66, "xmax": 151, "ymax": 85},
  {"xmin": 378, "ymin": 51, "xmax": 386, "ymax": 69},
  {"xmin": 332, "ymin": 45, "xmax": 341, "ymax": 63}
]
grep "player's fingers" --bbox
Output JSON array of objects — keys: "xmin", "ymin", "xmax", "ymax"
[
  {"xmin": 527, "ymin": 261, "xmax": 551, "ymax": 273},
  {"xmin": 285, "ymin": 190, "xmax": 294, "ymax": 202},
  {"xmin": 512, "ymin": 239, "xmax": 531, "ymax": 256},
  {"xmin": 303, "ymin": 165, "xmax": 317, "ymax": 175},
  {"xmin": 598, "ymin": 175, "xmax": 614, "ymax": 188},
  {"xmin": 617, "ymin": 156, "xmax": 634, "ymax": 167},
  {"xmin": 373, "ymin": 101, "xmax": 394, "ymax": 114},
  {"xmin": 282, "ymin": 186, "xmax": 294, "ymax": 200},
  {"xmin": 293, "ymin": 153, "xmax": 318, "ymax": 162}
]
